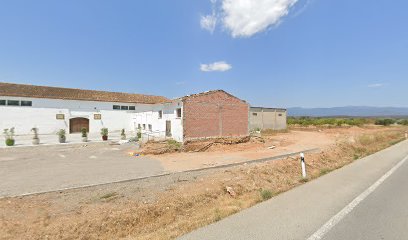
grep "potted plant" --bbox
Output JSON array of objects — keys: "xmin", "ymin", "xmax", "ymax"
[
  {"xmin": 31, "ymin": 127, "xmax": 40, "ymax": 145},
  {"xmin": 57, "ymin": 129, "xmax": 66, "ymax": 143},
  {"xmin": 3, "ymin": 127, "xmax": 15, "ymax": 146},
  {"xmin": 81, "ymin": 127, "xmax": 88, "ymax": 142},
  {"xmin": 137, "ymin": 128, "xmax": 142, "ymax": 140},
  {"xmin": 101, "ymin": 128, "xmax": 108, "ymax": 141},
  {"xmin": 120, "ymin": 128, "xmax": 126, "ymax": 140}
]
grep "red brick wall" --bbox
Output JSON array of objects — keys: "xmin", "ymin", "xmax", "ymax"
[{"xmin": 183, "ymin": 91, "xmax": 249, "ymax": 140}]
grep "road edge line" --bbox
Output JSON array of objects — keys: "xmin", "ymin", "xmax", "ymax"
[{"xmin": 307, "ymin": 154, "xmax": 408, "ymax": 240}]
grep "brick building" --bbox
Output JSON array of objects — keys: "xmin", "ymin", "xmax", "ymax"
[{"xmin": 181, "ymin": 90, "xmax": 249, "ymax": 140}]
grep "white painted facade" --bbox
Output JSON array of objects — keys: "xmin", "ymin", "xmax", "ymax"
[
  {"xmin": 131, "ymin": 100, "xmax": 184, "ymax": 142},
  {"xmin": 0, "ymin": 96, "xmax": 184, "ymax": 141}
]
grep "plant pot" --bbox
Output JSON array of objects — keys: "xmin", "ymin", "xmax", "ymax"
[
  {"xmin": 121, "ymin": 135, "xmax": 126, "ymax": 140},
  {"xmin": 32, "ymin": 138, "xmax": 40, "ymax": 145},
  {"xmin": 102, "ymin": 135, "xmax": 108, "ymax": 141},
  {"xmin": 59, "ymin": 136, "xmax": 66, "ymax": 143},
  {"xmin": 5, "ymin": 139, "xmax": 15, "ymax": 146},
  {"xmin": 82, "ymin": 137, "xmax": 88, "ymax": 142}
]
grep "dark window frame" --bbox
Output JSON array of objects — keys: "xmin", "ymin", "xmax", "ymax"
[
  {"xmin": 113, "ymin": 105, "xmax": 120, "ymax": 110},
  {"xmin": 121, "ymin": 106, "xmax": 129, "ymax": 110},
  {"xmin": 7, "ymin": 100, "xmax": 20, "ymax": 106},
  {"xmin": 0, "ymin": 100, "xmax": 5, "ymax": 106},
  {"xmin": 158, "ymin": 110, "xmax": 163, "ymax": 119},
  {"xmin": 129, "ymin": 106, "xmax": 136, "ymax": 110},
  {"xmin": 21, "ymin": 100, "xmax": 32, "ymax": 107},
  {"xmin": 176, "ymin": 108, "xmax": 182, "ymax": 118}
]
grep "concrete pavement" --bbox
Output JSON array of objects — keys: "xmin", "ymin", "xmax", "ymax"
[
  {"xmin": 180, "ymin": 140, "xmax": 408, "ymax": 240},
  {"xmin": 0, "ymin": 143, "xmax": 164, "ymax": 197}
]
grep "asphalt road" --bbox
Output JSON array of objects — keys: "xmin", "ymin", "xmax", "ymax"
[{"xmin": 180, "ymin": 140, "xmax": 408, "ymax": 240}]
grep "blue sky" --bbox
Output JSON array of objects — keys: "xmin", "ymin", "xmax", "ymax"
[{"xmin": 0, "ymin": 0, "xmax": 407, "ymax": 108}]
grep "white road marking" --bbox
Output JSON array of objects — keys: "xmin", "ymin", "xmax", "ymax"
[{"xmin": 307, "ymin": 154, "xmax": 408, "ymax": 240}]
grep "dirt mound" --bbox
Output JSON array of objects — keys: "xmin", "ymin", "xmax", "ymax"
[
  {"xmin": 141, "ymin": 140, "xmax": 182, "ymax": 155},
  {"xmin": 183, "ymin": 136, "xmax": 251, "ymax": 152}
]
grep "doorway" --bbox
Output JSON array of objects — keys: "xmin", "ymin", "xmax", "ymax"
[
  {"xmin": 69, "ymin": 118, "xmax": 89, "ymax": 133},
  {"xmin": 166, "ymin": 120, "xmax": 172, "ymax": 137}
]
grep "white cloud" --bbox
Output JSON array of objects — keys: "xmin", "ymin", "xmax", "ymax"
[
  {"xmin": 200, "ymin": 0, "xmax": 218, "ymax": 33},
  {"xmin": 368, "ymin": 83, "xmax": 384, "ymax": 88},
  {"xmin": 222, "ymin": 0, "xmax": 298, "ymax": 37},
  {"xmin": 200, "ymin": 14, "xmax": 217, "ymax": 33},
  {"xmin": 201, "ymin": 0, "xmax": 299, "ymax": 37},
  {"xmin": 200, "ymin": 61, "xmax": 232, "ymax": 72}
]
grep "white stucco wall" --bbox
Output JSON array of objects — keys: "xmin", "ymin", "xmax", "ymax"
[
  {"xmin": 130, "ymin": 101, "xmax": 183, "ymax": 142},
  {"xmin": 0, "ymin": 96, "xmax": 151, "ymax": 135}
]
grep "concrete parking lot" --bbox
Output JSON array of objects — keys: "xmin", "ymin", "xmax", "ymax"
[{"xmin": 0, "ymin": 142, "xmax": 164, "ymax": 197}]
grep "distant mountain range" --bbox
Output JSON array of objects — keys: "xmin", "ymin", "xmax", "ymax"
[{"xmin": 287, "ymin": 106, "xmax": 408, "ymax": 117}]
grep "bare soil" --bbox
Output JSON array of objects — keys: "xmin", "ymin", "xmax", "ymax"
[{"xmin": 0, "ymin": 127, "xmax": 406, "ymax": 240}]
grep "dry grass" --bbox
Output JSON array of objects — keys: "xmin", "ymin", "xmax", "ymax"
[{"xmin": 0, "ymin": 129, "xmax": 405, "ymax": 240}]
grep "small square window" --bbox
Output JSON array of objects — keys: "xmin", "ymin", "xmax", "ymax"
[
  {"xmin": 0, "ymin": 100, "xmax": 5, "ymax": 105},
  {"xmin": 21, "ymin": 101, "xmax": 32, "ymax": 106},
  {"xmin": 113, "ymin": 105, "xmax": 120, "ymax": 110},
  {"xmin": 176, "ymin": 108, "xmax": 182, "ymax": 118},
  {"xmin": 148, "ymin": 124, "xmax": 152, "ymax": 131},
  {"xmin": 94, "ymin": 114, "xmax": 102, "ymax": 120},
  {"xmin": 56, "ymin": 114, "xmax": 65, "ymax": 120},
  {"xmin": 278, "ymin": 113, "xmax": 283, "ymax": 117},
  {"xmin": 129, "ymin": 106, "xmax": 136, "ymax": 110},
  {"xmin": 143, "ymin": 124, "xmax": 146, "ymax": 130},
  {"xmin": 158, "ymin": 110, "xmax": 163, "ymax": 119},
  {"xmin": 252, "ymin": 113, "xmax": 258, "ymax": 116},
  {"xmin": 121, "ymin": 106, "xmax": 129, "ymax": 110},
  {"xmin": 7, "ymin": 100, "xmax": 19, "ymax": 106}
]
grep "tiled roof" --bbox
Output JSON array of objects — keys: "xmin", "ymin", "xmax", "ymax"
[{"xmin": 0, "ymin": 82, "xmax": 170, "ymax": 104}]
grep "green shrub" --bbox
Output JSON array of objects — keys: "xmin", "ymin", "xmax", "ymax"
[
  {"xmin": 260, "ymin": 189, "xmax": 273, "ymax": 201},
  {"xmin": 375, "ymin": 119, "xmax": 396, "ymax": 126},
  {"xmin": 5, "ymin": 138, "xmax": 15, "ymax": 146},
  {"xmin": 288, "ymin": 117, "xmax": 369, "ymax": 127},
  {"xmin": 81, "ymin": 128, "xmax": 87, "ymax": 138},
  {"xmin": 398, "ymin": 119, "xmax": 408, "ymax": 126}
]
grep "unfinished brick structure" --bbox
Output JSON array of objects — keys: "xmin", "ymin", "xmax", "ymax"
[{"xmin": 182, "ymin": 90, "xmax": 249, "ymax": 140}]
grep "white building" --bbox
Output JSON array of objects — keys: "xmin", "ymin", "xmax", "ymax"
[
  {"xmin": 1, "ymin": 83, "xmax": 252, "ymax": 143},
  {"xmin": 0, "ymin": 82, "xmax": 184, "ymax": 142}
]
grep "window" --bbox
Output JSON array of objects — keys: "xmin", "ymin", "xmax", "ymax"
[
  {"xmin": 278, "ymin": 113, "xmax": 283, "ymax": 117},
  {"xmin": 252, "ymin": 113, "xmax": 258, "ymax": 116},
  {"xmin": 129, "ymin": 106, "xmax": 136, "ymax": 110},
  {"xmin": 94, "ymin": 114, "xmax": 102, "ymax": 120},
  {"xmin": 176, "ymin": 108, "xmax": 182, "ymax": 118},
  {"xmin": 0, "ymin": 100, "xmax": 5, "ymax": 106},
  {"xmin": 143, "ymin": 124, "xmax": 146, "ymax": 130},
  {"xmin": 148, "ymin": 124, "xmax": 152, "ymax": 131},
  {"xmin": 7, "ymin": 100, "xmax": 19, "ymax": 106},
  {"xmin": 138, "ymin": 124, "xmax": 141, "ymax": 129},
  {"xmin": 56, "ymin": 114, "xmax": 65, "ymax": 120},
  {"xmin": 121, "ymin": 106, "xmax": 129, "ymax": 110},
  {"xmin": 113, "ymin": 105, "xmax": 120, "ymax": 110},
  {"xmin": 21, "ymin": 101, "xmax": 32, "ymax": 106},
  {"xmin": 158, "ymin": 110, "xmax": 163, "ymax": 119}
]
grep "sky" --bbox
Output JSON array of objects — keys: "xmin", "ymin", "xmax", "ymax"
[{"xmin": 0, "ymin": 0, "xmax": 407, "ymax": 108}]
